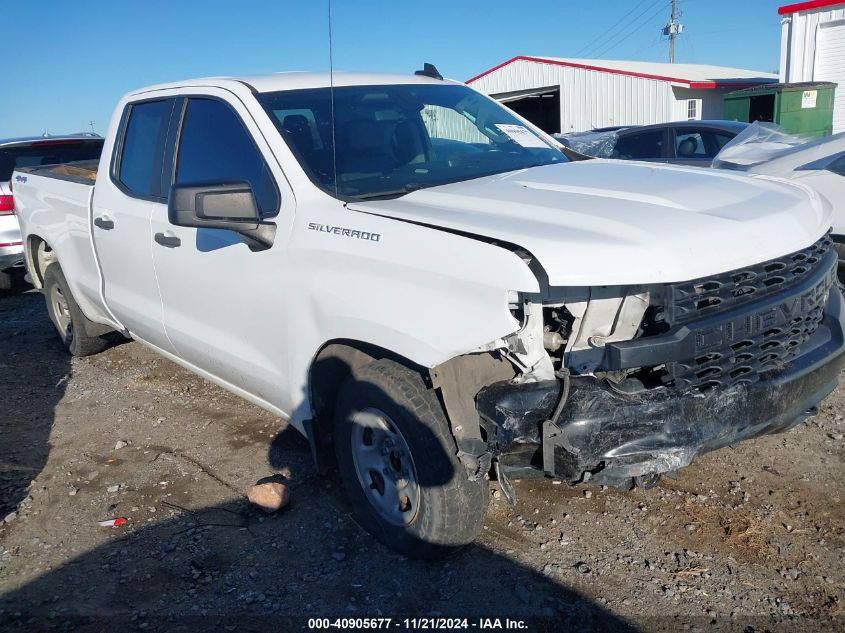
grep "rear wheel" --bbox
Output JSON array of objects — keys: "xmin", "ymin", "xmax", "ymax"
[
  {"xmin": 333, "ymin": 359, "xmax": 489, "ymax": 558},
  {"xmin": 43, "ymin": 264, "xmax": 111, "ymax": 356}
]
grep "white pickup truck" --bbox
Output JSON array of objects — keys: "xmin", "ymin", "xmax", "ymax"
[{"xmin": 12, "ymin": 70, "xmax": 845, "ymax": 558}]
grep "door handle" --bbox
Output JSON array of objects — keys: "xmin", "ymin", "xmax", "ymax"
[
  {"xmin": 154, "ymin": 232, "xmax": 181, "ymax": 248},
  {"xmin": 94, "ymin": 216, "xmax": 114, "ymax": 230}
]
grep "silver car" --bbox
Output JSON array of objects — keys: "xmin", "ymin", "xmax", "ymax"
[{"xmin": 0, "ymin": 134, "xmax": 103, "ymax": 290}]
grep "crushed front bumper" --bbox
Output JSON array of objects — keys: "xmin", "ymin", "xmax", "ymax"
[{"xmin": 477, "ymin": 288, "xmax": 845, "ymax": 485}]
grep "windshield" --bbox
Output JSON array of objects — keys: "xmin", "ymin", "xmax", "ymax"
[
  {"xmin": 257, "ymin": 83, "xmax": 566, "ymax": 200},
  {"xmin": 0, "ymin": 139, "xmax": 103, "ymax": 182}
]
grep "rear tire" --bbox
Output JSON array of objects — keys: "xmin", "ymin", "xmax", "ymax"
[
  {"xmin": 333, "ymin": 359, "xmax": 489, "ymax": 559},
  {"xmin": 43, "ymin": 264, "xmax": 111, "ymax": 356}
]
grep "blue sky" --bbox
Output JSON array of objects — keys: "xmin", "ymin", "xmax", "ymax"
[{"xmin": 2, "ymin": 0, "xmax": 785, "ymax": 138}]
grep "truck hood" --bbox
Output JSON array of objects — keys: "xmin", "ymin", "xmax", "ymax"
[{"xmin": 349, "ymin": 160, "xmax": 831, "ymax": 286}]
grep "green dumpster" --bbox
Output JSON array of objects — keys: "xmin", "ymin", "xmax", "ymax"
[{"xmin": 723, "ymin": 82, "xmax": 837, "ymax": 137}]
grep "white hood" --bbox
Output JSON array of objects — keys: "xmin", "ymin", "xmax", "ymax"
[{"xmin": 350, "ymin": 160, "xmax": 831, "ymax": 286}]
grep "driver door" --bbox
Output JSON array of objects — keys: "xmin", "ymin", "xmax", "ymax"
[{"xmin": 150, "ymin": 92, "xmax": 293, "ymax": 409}]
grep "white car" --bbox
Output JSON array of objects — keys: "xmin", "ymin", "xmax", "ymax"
[
  {"xmin": 0, "ymin": 135, "xmax": 103, "ymax": 290},
  {"xmin": 713, "ymin": 124, "xmax": 845, "ymax": 278},
  {"xmin": 11, "ymin": 70, "xmax": 845, "ymax": 557}
]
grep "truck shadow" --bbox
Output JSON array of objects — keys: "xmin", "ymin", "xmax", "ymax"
[
  {"xmin": 0, "ymin": 297, "xmax": 638, "ymax": 632},
  {"xmin": 0, "ymin": 498, "xmax": 639, "ymax": 633},
  {"xmin": 0, "ymin": 289, "xmax": 70, "ymax": 520}
]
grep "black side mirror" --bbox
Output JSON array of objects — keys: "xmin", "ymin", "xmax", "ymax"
[{"xmin": 168, "ymin": 182, "xmax": 276, "ymax": 250}]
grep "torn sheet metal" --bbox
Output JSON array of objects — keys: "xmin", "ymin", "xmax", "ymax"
[
  {"xmin": 477, "ymin": 291, "xmax": 845, "ymax": 485},
  {"xmin": 555, "ymin": 130, "xmax": 619, "ymax": 158}
]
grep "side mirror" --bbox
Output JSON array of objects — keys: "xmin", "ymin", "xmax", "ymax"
[{"xmin": 168, "ymin": 182, "xmax": 275, "ymax": 250}]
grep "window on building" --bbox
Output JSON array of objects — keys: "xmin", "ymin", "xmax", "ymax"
[
  {"xmin": 687, "ymin": 99, "xmax": 699, "ymax": 120},
  {"xmin": 118, "ymin": 99, "xmax": 174, "ymax": 198},
  {"xmin": 176, "ymin": 98, "xmax": 280, "ymax": 218}
]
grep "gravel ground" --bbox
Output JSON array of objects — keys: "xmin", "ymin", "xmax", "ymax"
[{"xmin": 1, "ymin": 289, "xmax": 844, "ymax": 632}]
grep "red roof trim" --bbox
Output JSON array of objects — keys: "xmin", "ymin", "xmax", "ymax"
[
  {"xmin": 778, "ymin": 0, "xmax": 844, "ymax": 15},
  {"xmin": 466, "ymin": 56, "xmax": 523, "ymax": 84},
  {"xmin": 466, "ymin": 56, "xmax": 770, "ymax": 90}
]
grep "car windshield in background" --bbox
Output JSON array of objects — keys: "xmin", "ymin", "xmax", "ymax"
[
  {"xmin": 0, "ymin": 139, "xmax": 104, "ymax": 182},
  {"xmin": 257, "ymin": 83, "xmax": 565, "ymax": 200}
]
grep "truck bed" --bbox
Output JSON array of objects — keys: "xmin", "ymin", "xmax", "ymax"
[
  {"xmin": 19, "ymin": 159, "xmax": 99, "ymax": 185},
  {"xmin": 12, "ymin": 162, "xmax": 106, "ymax": 325}
]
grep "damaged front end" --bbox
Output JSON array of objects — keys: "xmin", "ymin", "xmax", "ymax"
[{"xmin": 474, "ymin": 234, "xmax": 845, "ymax": 488}]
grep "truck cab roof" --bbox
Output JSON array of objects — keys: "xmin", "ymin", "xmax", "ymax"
[{"xmin": 129, "ymin": 71, "xmax": 459, "ymax": 98}]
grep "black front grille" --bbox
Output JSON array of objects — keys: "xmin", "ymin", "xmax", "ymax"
[
  {"xmin": 665, "ymin": 303, "xmax": 827, "ymax": 391},
  {"xmin": 659, "ymin": 235, "xmax": 836, "ymax": 391},
  {"xmin": 666, "ymin": 234, "xmax": 833, "ymax": 326}
]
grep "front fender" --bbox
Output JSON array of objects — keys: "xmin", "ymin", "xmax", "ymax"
[{"xmin": 284, "ymin": 210, "xmax": 540, "ymax": 427}]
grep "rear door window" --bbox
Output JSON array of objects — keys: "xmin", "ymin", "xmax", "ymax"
[
  {"xmin": 613, "ymin": 130, "xmax": 665, "ymax": 160},
  {"xmin": 674, "ymin": 128, "xmax": 737, "ymax": 159},
  {"xmin": 117, "ymin": 99, "xmax": 175, "ymax": 199},
  {"xmin": 175, "ymin": 98, "xmax": 279, "ymax": 218}
]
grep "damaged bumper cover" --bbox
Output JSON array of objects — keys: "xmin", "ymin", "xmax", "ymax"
[{"xmin": 477, "ymin": 289, "xmax": 845, "ymax": 485}]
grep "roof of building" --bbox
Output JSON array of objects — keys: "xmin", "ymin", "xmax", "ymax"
[
  {"xmin": 778, "ymin": 0, "xmax": 845, "ymax": 15},
  {"xmin": 466, "ymin": 56, "xmax": 779, "ymax": 89}
]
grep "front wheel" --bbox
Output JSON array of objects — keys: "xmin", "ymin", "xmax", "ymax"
[{"xmin": 333, "ymin": 359, "xmax": 489, "ymax": 559}]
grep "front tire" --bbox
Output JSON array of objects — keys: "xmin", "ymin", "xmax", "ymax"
[
  {"xmin": 43, "ymin": 264, "xmax": 111, "ymax": 356},
  {"xmin": 333, "ymin": 359, "xmax": 489, "ymax": 559}
]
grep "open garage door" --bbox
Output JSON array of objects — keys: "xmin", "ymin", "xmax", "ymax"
[
  {"xmin": 494, "ymin": 87, "xmax": 561, "ymax": 134},
  {"xmin": 817, "ymin": 21, "xmax": 845, "ymax": 133}
]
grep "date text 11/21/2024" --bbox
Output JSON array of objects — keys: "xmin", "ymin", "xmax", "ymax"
[{"xmin": 306, "ymin": 618, "xmax": 529, "ymax": 630}]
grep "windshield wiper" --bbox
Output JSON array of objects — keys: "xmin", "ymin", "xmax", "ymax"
[{"xmin": 349, "ymin": 183, "xmax": 428, "ymax": 201}]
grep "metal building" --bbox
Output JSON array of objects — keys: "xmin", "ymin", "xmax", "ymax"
[
  {"xmin": 779, "ymin": 0, "xmax": 845, "ymax": 132},
  {"xmin": 466, "ymin": 56, "xmax": 777, "ymax": 134}
]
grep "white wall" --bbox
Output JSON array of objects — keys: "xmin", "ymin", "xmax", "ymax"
[
  {"xmin": 780, "ymin": 5, "xmax": 845, "ymax": 133},
  {"xmin": 780, "ymin": 4, "xmax": 845, "ymax": 81},
  {"xmin": 471, "ymin": 58, "xmax": 677, "ymax": 133},
  {"xmin": 671, "ymin": 86, "xmax": 734, "ymax": 121}
]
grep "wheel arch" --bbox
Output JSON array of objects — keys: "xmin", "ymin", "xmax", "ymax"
[
  {"xmin": 305, "ymin": 338, "xmax": 516, "ymax": 475},
  {"xmin": 307, "ymin": 339, "xmax": 426, "ymax": 470},
  {"xmin": 25, "ymin": 234, "xmax": 55, "ymax": 289}
]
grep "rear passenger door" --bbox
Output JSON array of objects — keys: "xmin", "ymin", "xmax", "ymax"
[
  {"xmin": 150, "ymin": 93, "xmax": 292, "ymax": 404},
  {"xmin": 92, "ymin": 98, "xmax": 178, "ymax": 352}
]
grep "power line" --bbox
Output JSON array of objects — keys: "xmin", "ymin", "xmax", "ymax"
[
  {"xmin": 573, "ymin": 0, "xmax": 653, "ymax": 58},
  {"xmin": 591, "ymin": 1, "xmax": 670, "ymax": 59},
  {"xmin": 626, "ymin": 31, "xmax": 665, "ymax": 60}
]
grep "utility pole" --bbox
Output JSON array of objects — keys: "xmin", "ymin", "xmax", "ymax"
[{"xmin": 663, "ymin": 0, "xmax": 683, "ymax": 63}]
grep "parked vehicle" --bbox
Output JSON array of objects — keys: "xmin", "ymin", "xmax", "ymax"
[
  {"xmin": 0, "ymin": 135, "xmax": 104, "ymax": 290},
  {"xmin": 556, "ymin": 120, "xmax": 748, "ymax": 166},
  {"xmin": 12, "ymin": 71, "xmax": 845, "ymax": 558},
  {"xmin": 712, "ymin": 124, "xmax": 845, "ymax": 280}
]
